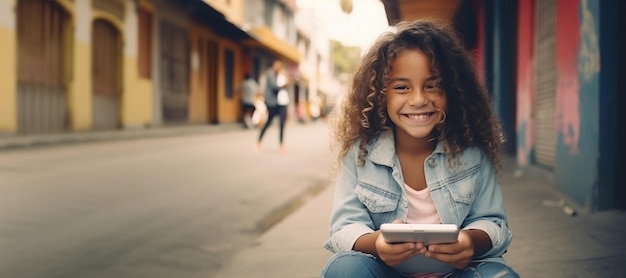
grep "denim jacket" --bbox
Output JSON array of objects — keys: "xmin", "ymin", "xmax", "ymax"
[{"xmin": 323, "ymin": 130, "xmax": 512, "ymax": 263}]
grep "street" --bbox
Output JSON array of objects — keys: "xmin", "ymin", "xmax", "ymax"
[{"xmin": 0, "ymin": 122, "xmax": 333, "ymax": 278}]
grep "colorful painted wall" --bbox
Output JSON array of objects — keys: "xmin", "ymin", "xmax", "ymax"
[
  {"xmin": 553, "ymin": 0, "xmax": 600, "ymax": 210},
  {"xmin": 515, "ymin": 0, "xmax": 534, "ymax": 167},
  {"xmin": 515, "ymin": 0, "xmax": 607, "ymax": 210}
]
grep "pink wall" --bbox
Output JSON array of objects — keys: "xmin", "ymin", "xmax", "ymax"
[
  {"xmin": 515, "ymin": 0, "xmax": 534, "ymax": 166},
  {"xmin": 556, "ymin": 0, "xmax": 581, "ymax": 155},
  {"xmin": 517, "ymin": 0, "xmax": 583, "ymax": 164}
]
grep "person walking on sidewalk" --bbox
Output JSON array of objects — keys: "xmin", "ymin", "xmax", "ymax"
[
  {"xmin": 256, "ymin": 59, "xmax": 288, "ymax": 153},
  {"xmin": 239, "ymin": 72, "xmax": 260, "ymax": 129},
  {"xmin": 320, "ymin": 20, "xmax": 519, "ymax": 278}
]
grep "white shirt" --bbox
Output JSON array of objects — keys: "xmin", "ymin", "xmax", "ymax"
[{"xmin": 404, "ymin": 183, "xmax": 442, "ymax": 224}]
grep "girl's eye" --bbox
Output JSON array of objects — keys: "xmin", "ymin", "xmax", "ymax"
[
  {"xmin": 393, "ymin": 85, "xmax": 410, "ymax": 91},
  {"xmin": 425, "ymin": 83, "xmax": 440, "ymax": 90},
  {"xmin": 425, "ymin": 83, "xmax": 444, "ymax": 96}
]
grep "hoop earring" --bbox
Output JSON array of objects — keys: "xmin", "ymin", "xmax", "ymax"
[
  {"xmin": 436, "ymin": 109, "xmax": 446, "ymax": 124},
  {"xmin": 427, "ymin": 110, "xmax": 447, "ymax": 143}
]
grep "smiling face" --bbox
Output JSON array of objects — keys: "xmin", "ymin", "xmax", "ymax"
[{"xmin": 385, "ymin": 49, "xmax": 447, "ymax": 143}]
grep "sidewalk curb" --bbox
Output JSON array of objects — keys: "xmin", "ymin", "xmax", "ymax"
[
  {"xmin": 0, "ymin": 124, "xmax": 244, "ymax": 151},
  {"xmin": 256, "ymin": 180, "xmax": 330, "ymax": 234},
  {"xmin": 212, "ymin": 183, "xmax": 335, "ymax": 278}
]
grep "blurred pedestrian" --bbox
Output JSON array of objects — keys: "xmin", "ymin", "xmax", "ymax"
[
  {"xmin": 251, "ymin": 96, "xmax": 267, "ymax": 128},
  {"xmin": 320, "ymin": 20, "xmax": 520, "ymax": 278},
  {"xmin": 239, "ymin": 72, "xmax": 260, "ymax": 129},
  {"xmin": 256, "ymin": 60, "xmax": 288, "ymax": 153}
]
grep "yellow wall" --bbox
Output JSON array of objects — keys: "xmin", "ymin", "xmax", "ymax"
[
  {"xmin": 91, "ymin": 8, "xmax": 152, "ymax": 128},
  {"xmin": 136, "ymin": 0, "xmax": 154, "ymax": 126},
  {"xmin": 135, "ymin": 79, "xmax": 153, "ymax": 126},
  {"xmin": 5, "ymin": 0, "xmax": 244, "ymax": 132},
  {"xmin": 189, "ymin": 23, "xmax": 244, "ymax": 124},
  {"xmin": 68, "ymin": 41, "xmax": 92, "ymax": 131},
  {"xmin": 55, "ymin": 0, "xmax": 92, "ymax": 131},
  {"xmin": 122, "ymin": 57, "xmax": 152, "ymax": 127},
  {"xmin": 218, "ymin": 41, "xmax": 242, "ymax": 123},
  {"xmin": 91, "ymin": 6, "xmax": 151, "ymax": 129},
  {"xmin": 0, "ymin": 25, "xmax": 16, "ymax": 132},
  {"xmin": 188, "ymin": 23, "xmax": 214, "ymax": 124}
]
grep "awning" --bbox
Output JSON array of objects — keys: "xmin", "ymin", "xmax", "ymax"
[
  {"xmin": 185, "ymin": 0, "xmax": 251, "ymax": 41},
  {"xmin": 246, "ymin": 26, "xmax": 301, "ymax": 64},
  {"xmin": 184, "ymin": 0, "xmax": 300, "ymax": 64}
]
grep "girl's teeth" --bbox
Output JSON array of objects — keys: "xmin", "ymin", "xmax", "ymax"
[{"xmin": 406, "ymin": 113, "xmax": 430, "ymax": 119}]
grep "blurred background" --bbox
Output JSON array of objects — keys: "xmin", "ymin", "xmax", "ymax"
[
  {"xmin": 1, "ymin": 0, "xmax": 623, "ymax": 212},
  {"xmin": 0, "ymin": 0, "xmax": 625, "ymax": 277}
]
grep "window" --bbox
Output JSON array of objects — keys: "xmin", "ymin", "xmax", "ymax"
[
  {"xmin": 224, "ymin": 49, "xmax": 234, "ymax": 99},
  {"xmin": 138, "ymin": 7, "xmax": 152, "ymax": 79}
]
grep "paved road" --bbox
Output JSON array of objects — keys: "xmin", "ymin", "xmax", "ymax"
[{"xmin": 0, "ymin": 122, "xmax": 333, "ymax": 278}]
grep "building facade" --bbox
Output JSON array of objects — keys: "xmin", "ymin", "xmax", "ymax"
[
  {"xmin": 0, "ymin": 0, "xmax": 152, "ymax": 133},
  {"xmin": 294, "ymin": 2, "xmax": 333, "ymax": 122},
  {"xmin": 0, "ymin": 0, "xmax": 302, "ymax": 134}
]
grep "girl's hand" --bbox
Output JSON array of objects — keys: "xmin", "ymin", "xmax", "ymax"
[
  {"xmin": 375, "ymin": 232, "xmax": 427, "ymax": 266},
  {"xmin": 424, "ymin": 230, "xmax": 475, "ymax": 269},
  {"xmin": 375, "ymin": 219, "xmax": 427, "ymax": 266}
]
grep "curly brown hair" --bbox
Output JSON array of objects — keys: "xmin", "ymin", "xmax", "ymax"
[{"xmin": 330, "ymin": 20, "xmax": 505, "ymax": 171}]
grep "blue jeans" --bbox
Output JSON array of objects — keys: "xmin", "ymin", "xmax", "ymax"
[{"xmin": 319, "ymin": 251, "xmax": 520, "ymax": 278}]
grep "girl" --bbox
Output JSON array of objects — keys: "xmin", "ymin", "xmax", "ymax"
[{"xmin": 320, "ymin": 20, "xmax": 519, "ymax": 278}]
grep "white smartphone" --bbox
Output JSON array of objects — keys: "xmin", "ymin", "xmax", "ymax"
[{"xmin": 380, "ymin": 223, "xmax": 459, "ymax": 244}]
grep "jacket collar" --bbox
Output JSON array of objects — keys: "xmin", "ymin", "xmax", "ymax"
[{"xmin": 367, "ymin": 129, "xmax": 445, "ymax": 167}]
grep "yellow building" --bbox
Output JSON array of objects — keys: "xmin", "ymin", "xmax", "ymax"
[
  {"xmin": 0, "ymin": 0, "xmax": 152, "ymax": 134},
  {"xmin": 0, "ymin": 0, "xmax": 301, "ymax": 135}
]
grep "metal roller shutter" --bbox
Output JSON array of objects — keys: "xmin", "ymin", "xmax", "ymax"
[
  {"xmin": 533, "ymin": 0, "xmax": 557, "ymax": 169},
  {"xmin": 16, "ymin": 0, "xmax": 70, "ymax": 134}
]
